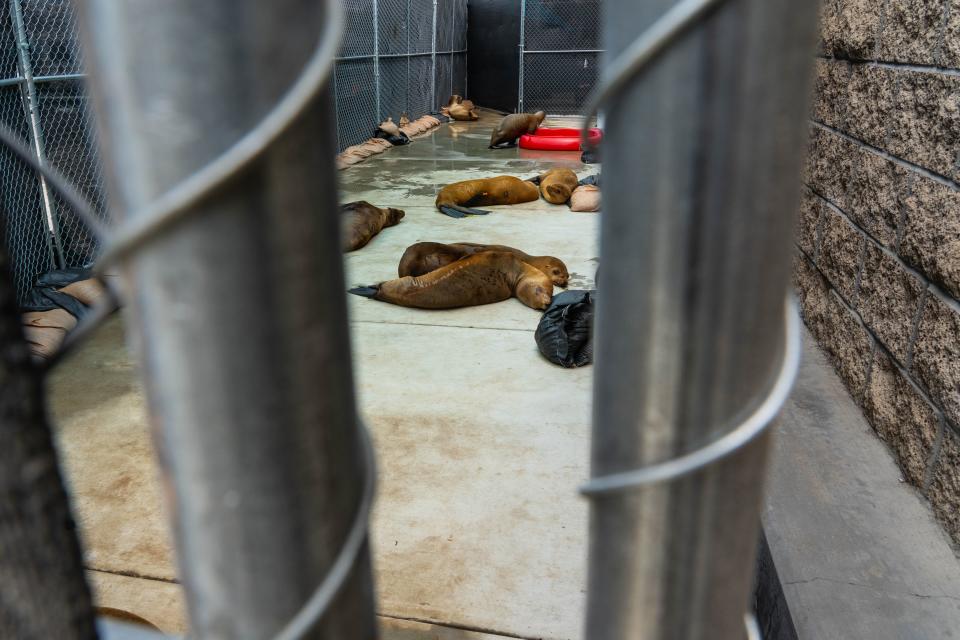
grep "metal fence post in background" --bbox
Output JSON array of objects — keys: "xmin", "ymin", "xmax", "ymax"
[
  {"xmin": 372, "ymin": 0, "xmax": 381, "ymax": 120},
  {"xmin": 585, "ymin": 0, "xmax": 818, "ymax": 638},
  {"xmin": 9, "ymin": 0, "xmax": 63, "ymax": 269},
  {"xmin": 430, "ymin": 0, "xmax": 437, "ymax": 108},
  {"xmin": 76, "ymin": 0, "xmax": 378, "ymax": 637},
  {"xmin": 517, "ymin": 0, "xmax": 525, "ymax": 113}
]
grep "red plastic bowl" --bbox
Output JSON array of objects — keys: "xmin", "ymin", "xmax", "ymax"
[{"xmin": 519, "ymin": 127, "xmax": 602, "ymax": 151}]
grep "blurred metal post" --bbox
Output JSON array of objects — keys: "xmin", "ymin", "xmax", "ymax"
[
  {"xmin": 517, "ymin": 0, "xmax": 525, "ymax": 112},
  {"xmin": 586, "ymin": 1, "xmax": 818, "ymax": 639},
  {"xmin": 75, "ymin": 1, "xmax": 377, "ymax": 638},
  {"xmin": 430, "ymin": 0, "xmax": 437, "ymax": 107},
  {"xmin": 9, "ymin": 0, "xmax": 64, "ymax": 268},
  {"xmin": 373, "ymin": 0, "xmax": 381, "ymax": 120}
]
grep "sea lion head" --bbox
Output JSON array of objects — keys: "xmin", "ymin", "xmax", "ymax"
[
  {"xmin": 534, "ymin": 110, "xmax": 546, "ymax": 125},
  {"xmin": 385, "ymin": 207, "xmax": 406, "ymax": 225},
  {"xmin": 517, "ymin": 276, "xmax": 553, "ymax": 310},
  {"xmin": 532, "ymin": 256, "xmax": 569, "ymax": 287}
]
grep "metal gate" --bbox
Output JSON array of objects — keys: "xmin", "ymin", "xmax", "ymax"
[{"xmin": 518, "ymin": 0, "xmax": 603, "ymax": 115}]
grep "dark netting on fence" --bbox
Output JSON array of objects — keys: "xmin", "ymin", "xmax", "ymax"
[
  {"xmin": 520, "ymin": 0, "xmax": 603, "ymax": 115},
  {"xmin": 0, "ymin": 0, "xmax": 109, "ymax": 302},
  {"xmin": 335, "ymin": 0, "xmax": 469, "ymax": 150}
]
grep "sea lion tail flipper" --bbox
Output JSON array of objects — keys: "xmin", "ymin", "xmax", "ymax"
[
  {"xmin": 439, "ymin": 205, "xmax": 489, "ymax": 218},
  {"xmin": 348, "ymin": 284, "xmax": 380, "ymax": 298}
]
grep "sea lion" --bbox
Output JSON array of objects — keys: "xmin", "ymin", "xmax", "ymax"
[
  {"xmin": 489, "ymin": 111, "xmax": 546, "ymax": 148},
  {"xmin": 341, "ymin": 201, "xmax": 405, "ymax": 252},
  {"xmin": 350, "ymin": 251, "xmax": 553, "ymax": 310},
  {"xmin": 538, "ymin": 168, "xmax": 579, "ymax": 204},
  {"xmin": 435, "ymin": 175, "xmax": 540, "ymax": 218},
  {"xmin": 378, "ymin": 116, "xmax": 400, "ymax": 136},
  {"xmin": 399, "ymin": 112, "xmax": 410, "ymax": 127},
  {"xmin": 447, "ymin": 102, "xmax": 479, "ymax": 121},
  {"xmin": 398, "ymin": 241, "xmax": 569, "ymax": 287}
]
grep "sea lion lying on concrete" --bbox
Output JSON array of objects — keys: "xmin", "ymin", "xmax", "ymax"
[
  {"xmin": 435, "ymin": 176, "xmax": 540, "ymax": 218},
  {"xmin": 350, "ymin": 251, "xmax": 553, "ymax": 310},
  {"xmin": 341, "ymin": 201, "xmax": 405, "ymax": 252},
  {"xmin": 489, "ymin": 111, "xmax": 546, "ymax": 148},
  {"xmin": 398, "ymin": 241, "xmax": 569, "ymax": 287},
  {"xmin": 537, "ymin": 168, "xmax": 579, "ymax": 204},
  {"xmin": 446, "ymin": 102, "xmax": 479, "ymax": 121}
]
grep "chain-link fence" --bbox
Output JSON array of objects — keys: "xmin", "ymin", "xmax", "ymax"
[
  {"xmin": 334, "ymin": 0, "xmax": 468, "ymax": 151},
  {"xmin": 0, "ymin": 0, "xmax": 469, "ymax": 302},
  {"xmin": 0, "ymin": 0, "xmax": 108, "ymax": 302},
  {"xmin": 519, "ymin": 0, "xmax": 602, "ymax": 115}
]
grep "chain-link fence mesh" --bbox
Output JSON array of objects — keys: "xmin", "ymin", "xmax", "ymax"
[
  {"xmin": 334, "ymin": 0, "xmax": 469, "ymax": 150},
  {"xmin": 520, "ymin": 0, "xmax": 602, "ymax": 114},
  {"xmin": 0, "ymin": 0, "xmax": 108, "ymax": 302},
  {"xmin": 0, "ymin": 0, "xmax": 469, "ymax": 300}
]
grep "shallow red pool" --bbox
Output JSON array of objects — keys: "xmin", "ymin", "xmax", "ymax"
[{"xmin": 519, "ymin": 127, "xmax": 603, "ymax": 151}]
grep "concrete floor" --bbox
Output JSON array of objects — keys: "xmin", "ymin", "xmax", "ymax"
[
  {"xmin": 49, "ymin": 110, "xmax": 599, "ymax": 638},
  {"xmin": 46, "ymin": 109, "xmax": 957, "ymax": 639}
]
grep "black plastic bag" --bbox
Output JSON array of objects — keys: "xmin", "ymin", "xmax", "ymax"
[{"xmin": 535, "ymin": 290, "xmax": 594, "ymax": 368}]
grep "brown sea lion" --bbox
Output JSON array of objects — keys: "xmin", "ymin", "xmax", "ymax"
[
  {"xmin": 538, "ymin": 168, "xmax": 579, "ymax": 204},
  {"xmin": 350, "ymin": 251, "xmax": 553, "ymax": 310},
  {"xmin": 489, "ymin": 111, "xmax": 546, "ymax": 148},
  {"xmin": 378, "ymin": 116, "xmax": 400, "ymax": 136},
  {"xmin": 341, "ymin": 201, "xmax": 405, "ymax": 252},
  {"xmin": 398, "ymin": 241, "xmax": 569, "ymax": 287},
  {"xmin": 435, "ymin": 176, "xmax": 540, "ymax": 218},
  {"xmin": 447, "ymin": 102, "xmax": 479, "ymax": 121}
]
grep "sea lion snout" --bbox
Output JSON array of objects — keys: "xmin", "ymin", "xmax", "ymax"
[
  {"xmin": 518, "ymin": 277, "xmax": 553, "ymax": 310},
  {"xmin": 388, "ymin": 207, "xmax": 406, "ymax": 223}
]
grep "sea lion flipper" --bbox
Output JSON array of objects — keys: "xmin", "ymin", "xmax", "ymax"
[
  {"xmin": 348, "ymin": 285, "xmax": 380, "ymax": 298},
  {"xmin": 524, "ymin": 175, "xmax": 542, "ymax": 185},
  {"xmin": 438, "ymin": 205, "xmax": 467, "ymax": 218},
  {"xmin": 439, "ymin": 205, "xmax": 489, "ymax": 218}
]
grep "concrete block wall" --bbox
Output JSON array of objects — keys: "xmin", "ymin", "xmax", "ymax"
[{"xmin": 796, "ymin": 0, "xmax": 960, "ymax": 543}]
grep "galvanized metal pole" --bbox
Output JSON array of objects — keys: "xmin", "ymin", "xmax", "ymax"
[
  {"xmin": 517, "ymin": 0, "xmax": 525, "ymax": 113},
  {"xmin": 373, "ymin": 0, "xmax": 381, "ymax": 120},
  {"xmin": 9, "ymin": 0, "xmax": 64, "ymax": 269},
  {"xmin": 430, "ymin": 0, "xmax": 437, "ymax": 107},
  {"xmin": 586, "ymin": 1, "xmax": 818, "ymax": 639},
  {"xmin": 75, "ymin": 1, "xmax": 377, "ymax": 638}
]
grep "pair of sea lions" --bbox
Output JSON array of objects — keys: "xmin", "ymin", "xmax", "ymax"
[
  {"xmin": 398, "ymin": 242, "xmax": 569, "ymax": 287},
  {"xmin": 435, "ymin": 176, "xmax": 540, "ymax": 218},
  {"xmin": 350, "ymin": 242, "xmax": 569, "ymax": 311},
  {"xmin": 489, "ymin": 111, "xmax": 546, "ymax": 148},
  {"xmin": 341, "ymin": 201, "xmax": 405, "ymax": 252},
  {"xmin": 434, "ymin": 168, "xmax": 579, "ymax": 217}
]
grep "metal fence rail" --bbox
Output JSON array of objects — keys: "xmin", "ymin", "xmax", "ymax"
[
  {"xmin": 333, "ymin": 0, "xmax": 467, "ymax": 151},
  {"xmin": 519, "ymin": 0, "xmax": 602, "ymax": 114},
  {"xmin": 0, "ymin": 0, "xmax": 469, "ymax": 301}
]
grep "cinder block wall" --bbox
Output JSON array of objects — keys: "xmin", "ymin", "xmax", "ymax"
[{"xmin": 794, "ymin": 0, "xmax": 960, "ymax": 542}]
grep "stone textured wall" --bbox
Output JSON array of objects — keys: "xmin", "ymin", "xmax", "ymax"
[{"xmin": 795, "ymin": 0, "xmax": 960, "ymax": 543}]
